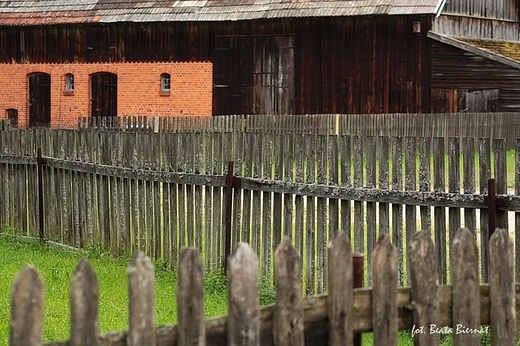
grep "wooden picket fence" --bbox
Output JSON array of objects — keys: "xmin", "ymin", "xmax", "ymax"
[
  {"xmin": 0, "ymin": 119, "xmax": 10, "ymax": 131},
  {"xmin": 2, "ymin": 125, "xmax": 520, "ymax": 294},
  {"xmin": 77, "ymin": 113, "xmax": 520, "ymax": 149},
  {"xmin": 9, "ymin": 228, "xmax": 518, "ymax": 345}
]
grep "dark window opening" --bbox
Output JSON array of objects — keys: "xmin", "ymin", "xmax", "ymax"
[{"xmin": 6, "ymin": 109, "xmax": 18, "ymax": 128}]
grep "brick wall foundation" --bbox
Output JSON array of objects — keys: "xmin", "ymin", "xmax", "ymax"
[{"xmin": 0, "ymin": 62, "xmax": 213, "ymax": 129}]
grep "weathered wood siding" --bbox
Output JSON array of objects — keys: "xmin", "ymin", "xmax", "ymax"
[
  {"xmin": 432, "ymin": 41, "xmax": 520, "ymax": 112},
  {"xmin": 0, "ymin": 15, "xmax": 434, "ymax": 115},
  {"xmin": 433, "ymin": 0, "xmax": 520, "ymax": 39}
]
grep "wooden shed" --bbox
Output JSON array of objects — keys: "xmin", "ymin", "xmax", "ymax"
[{"xmin": 0, "ymin": 0, "xmax": 519, "ymax": 128}]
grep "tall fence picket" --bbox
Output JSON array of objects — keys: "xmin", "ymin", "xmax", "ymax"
[
  {"xmin": 495, "ymin": 139, "xmax": 509, "ymax": 230},
  {"xmin": 490, "ymin": 229, "xmax": 516, "ymax": 346},
  {"xmin": 70, "ymin": 259, "xmax": 99, "ymax": 346},
  {"xmin": 517, "ymin": 138, "xmax": 520, "ymax": 283},
  {"xmin": 327, "ymin": 231, "xmax": 353, "ymax": 346},
  {"xmin": 177, "ymin": 248, "xmax": 205, "ymax": 346},
  {"xmin": 451, "ymin": 228, "xmax": 479, "ymax": 346},
  {"xmin": 372, "ymin": 235, "xmax": 397, "ymax": 346},
  {"xmin": 127, "ymin": 251, "xmax": 156, "ymax": 345},
  {"xmin": 392, "ymin": 136, "xmax": 404, "ymax": 286},
  {"xmin": 227, "ymin": 243, "xmax": 260, "ymax": 346},
  {"xmin": 273, "ymin": 238, "xmax": 304, "ymax": 346},
  {"xmin": 409, "ymin": 231, "xmax": 439, "ymax": 346},
  {"xmin": 479, "ymin": 137, "xmax": 491, "ymax": 282},
  {"xmin": 10, "ymin": 266, "xmax": 44, "ymax": 346}
]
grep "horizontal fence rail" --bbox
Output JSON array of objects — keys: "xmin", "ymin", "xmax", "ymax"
[
  {"xmin": 1, "ymin": 122, "xmax": 520, "ymax": 292},
  {"xmin": 8, "ymin": 229, "xmax": 518, "ymax": 345}
]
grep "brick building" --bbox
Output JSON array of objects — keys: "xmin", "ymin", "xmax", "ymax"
[{"xmin": 0, "ymin": 62, "xmax": 212, "ymax": 129}]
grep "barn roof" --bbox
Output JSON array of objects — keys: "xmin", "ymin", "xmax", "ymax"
[
  {"xmin": 0, "ymin": 0, "xmax": 445, "ymax": 26},
  {"xmin": 428, "ymin": 31, "xmax": 520, "ymax": 70}
]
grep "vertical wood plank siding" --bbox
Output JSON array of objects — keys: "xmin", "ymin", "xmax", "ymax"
[
  {"xmin": 1, "ymin": 16, "xmax": 433, "ymax": 115},
  {"xmin": 3, "ymin": 113, "xmax": 520, "ymax": 293},
  {"xmin": 432, "ymin": 41, "xmax": 520, "ymax": 112},
  {"xmin": 434, "ymin": 0, "xmax": 520, "ymax": 40}
]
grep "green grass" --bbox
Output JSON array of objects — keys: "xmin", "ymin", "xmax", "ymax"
[
  {"xmin": 0, "ymin": 232, "xmax": 235, "ymax": 344},
  {"xmin": 362, "ymin": 330, "xmax": 492, "ymax": 345},
  {"xmin": 0, "ymin": 231, "xmax": 499, "ymax": 345}
]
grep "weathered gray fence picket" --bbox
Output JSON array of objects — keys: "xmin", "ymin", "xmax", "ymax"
[
  {"xmin": 78, "ymin": 113, "xmax": 520, "ymax": 149},
  {"xmin": 7, "ymin": 229, "xmax": 518, "ymax": 345},
  {"xmin": 2, "ymin": 120, "xmax": 520, "ymax": 293},
  {"xmin": 0, "ymin": 119, "xmax": 10, "ymax": 131}
]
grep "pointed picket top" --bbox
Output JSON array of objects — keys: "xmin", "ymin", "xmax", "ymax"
[
  {"xmin": 127, "ymin": 251, "xmax": 156, "ymax": 346},
  {"xmin": 451, "ymin": 228, "xmax": 479, "ymax": 346},
  {"xmin": 10, "ymin": 266, "xmax": 44, "ymax": 346},
  {"xmin": 490, "ymin": 229, "xmax": 516, "ymax": 346},
  {"xmin": 227, "ymin": 242, "xmax": 260, "ymax": 346},
  {"xmin": 273, "ymin": 237, "xmax": 304, "ymax": 346},
  {"xmin": 372, "ymin": 234, "xmax": 397, "ymax": 346},
  {"xmin": 327, "ymin": 231, "xmax": 353, "ymax": 346},
  {"xmin": 70, "ymin": 258, "xmax": 99, "ymax": 346},
  {"xmin": 409, "ymin": 230, "xmax": 439, "ymax": 346},
  {"xmin": 177, "ymin": 247, "xmax": 205, "ymax": 346}
]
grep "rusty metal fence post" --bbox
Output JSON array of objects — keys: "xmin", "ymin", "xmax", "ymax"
[
  {"xmin": 224, "ymin": 161, "xmax": 241, "ymax": 272},
  {"xmin": 484, "ymin": 178, "xmax": 509, "ymax": 239},
  {"xmin": 353, "ymin": 252, "xmax": 364, "ymax": 346}
]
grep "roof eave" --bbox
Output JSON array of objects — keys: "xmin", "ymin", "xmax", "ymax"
[{"xmin": 428, "ymin": 31, "xmax": 520, "ymax": 70}]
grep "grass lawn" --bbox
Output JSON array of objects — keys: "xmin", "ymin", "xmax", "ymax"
[
  {"xmin": 0, "ymin": 232, "xmax": 231, "ymax": 344},
  {"xmin": 0, "ymin": 231, "xmax": 495, "ymax": 345}
]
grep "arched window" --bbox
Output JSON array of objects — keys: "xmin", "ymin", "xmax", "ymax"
[
  {"xmin": 65, "ymin": 73, "xmax": 74, "ymax": 92},
  {"xmin": 161, "ymin": 73, "xmax": 171, "ymax": 92}
]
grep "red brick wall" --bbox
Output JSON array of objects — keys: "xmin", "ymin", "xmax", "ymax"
[{"xmin": 0, "ymin": 62, "xmax": 213, "ymax": 129}]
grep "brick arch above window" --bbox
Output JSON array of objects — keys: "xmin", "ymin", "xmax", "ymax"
[
  {"xmin": 86, "ymin": 66, "xmax": 118, "ymax": 75},
  {"xmin": 25, "ymin": 66, "xmax": 52, "ymax": 75}
]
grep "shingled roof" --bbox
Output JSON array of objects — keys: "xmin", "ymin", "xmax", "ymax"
[
  {"xmin": 0, "ymin": 0, "xmax": 446, "ymax": 26},
  {"xmin": 428, "ymin": 31, "xmax": 520, "ymax": 70}
]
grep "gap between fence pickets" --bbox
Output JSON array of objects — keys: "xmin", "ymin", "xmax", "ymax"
[{"xmin": 9, "ymin": 229, "xmax": 518, "ymax": 346}]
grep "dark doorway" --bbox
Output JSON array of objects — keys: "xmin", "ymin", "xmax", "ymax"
[
  {"xmin": 28, "ymin": 73, "xmax": 51, "ymax": 127},
  {"xmin": 91, "ymin": 72, "xmax": 117, "ymax": 117},
  {"xmin": 213, "ymin": 36, "xmax": 294, "ymax": 116},
  {"xmin": 6, "ymin": 108, "xmax": 18, "ymax": 128},
  {"xmin": 213, "ymin": 37, "xmax": 254, "ymax": 115}
]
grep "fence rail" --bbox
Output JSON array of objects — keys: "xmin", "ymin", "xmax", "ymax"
[
  {"xmin": 8, "ymin": 229, "xmax": 517, "ymax": 345},
  {"xmin": 1, "ymin": 123, "xmax": 520, "ymax": 292}
]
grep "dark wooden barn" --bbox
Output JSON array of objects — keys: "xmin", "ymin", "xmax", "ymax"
[{"xmin": 0, "ymin": 0, "xmax": 519, "ymax": 127}]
